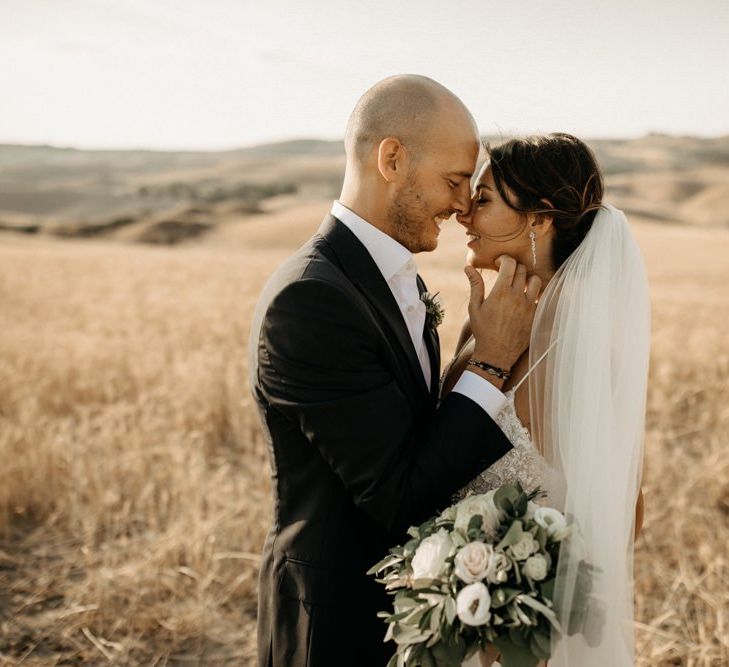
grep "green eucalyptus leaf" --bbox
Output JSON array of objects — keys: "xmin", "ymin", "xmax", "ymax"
[
  {"xmin": 367, "ymin": 553, "xmax": 403, "ymax": 575},
  {"xmin": 517, "ymin": 594, "xmax": 561, "ymax": 631},
  {"xmin": 513, "ymin": 560, "xmax": 522, "ymax": 586},
  {"xmin": 420, "ymin": 648, "xmax": 437, "ymax": 667},
  {"xmin": 430, "ymin": 605, "xmax": 442, "ymax": 634},
  {"xmin": 444, "ymin": 596, "xmax": 456, "ymax": 624},
  {"xmin": 430, "ymin": 642, "xmax": 463, "ymax": 667},
  {"xmin": 535, "ymin": 526, "xmax": 547, "ymax": 551},
  {"xmin": 540, "ymin": 577, "xmax": 556, "ymax": 602},
  {"xmin": 431, "ymin": 632, "xmax": 469, "ymax": 666},
  {"xmin": 530, "ymin": 629, "xmax": 552, "ymax": 659},
  {"xmin": 494, "ymin": 483, "xmax": 524, "ymax": 516},
  {"xmin": 451, "ymin": 530, "xmax": 467, "ymax": 548},
  {"xmin": 514, "ymin": 493, "xmax": 528, "ymax": 517},
  {"xmin": 507, "ymin": 604, "xmax": 522, "ymax": 625},
  {"xmin": 498, "ymin": 520, "xmax": 524, "ymax": 550},
  {"xmin": 491, "ymin": 587, "xmax": 521, "ymax": 609},
  {"xmin": 417, "ymin": 606, "xmax": 433, "ymax": 630},
  {"xmin": 494, "ymin": 637, "xmax": 539, "ymax": 667}
]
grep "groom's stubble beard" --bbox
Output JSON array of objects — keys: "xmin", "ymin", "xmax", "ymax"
[{"xmin": 387, "ymin": 170, "xmax": 438, "ymax": 253}]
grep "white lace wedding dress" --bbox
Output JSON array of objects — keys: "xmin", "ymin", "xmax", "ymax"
[
  {"xmin": 455, "ymin": 375, "xmax": 545, "ymax": 667},
  {"xmin": 455, "ymin": 379, "xmax": 544, "ymax": 503}
]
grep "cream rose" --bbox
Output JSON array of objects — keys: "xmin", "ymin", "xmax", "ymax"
[
  {"xmin": 522, "ymin": 554, "xmax": 549, "ymax": 581},
  {"xmin": 534, "ymin": 507, "xmax": 569, "ymax": 540},
  {"xmin": 454, "ymin": 491, "xmax": 502, "ymax": 534},
  {"xmin": 509, "ymin": 532, "xmax": 539, "ymax": 561},
  {"xmin": 454, "ymin": 541, "xmax": 494, "ymax": 583},
  {"xmin": 456, "ymin": 582, "xmax": 492, "ymax": 626},
  {"xmin": 411, "ymin": 528, "xmax": 453, "ymax": 580}
]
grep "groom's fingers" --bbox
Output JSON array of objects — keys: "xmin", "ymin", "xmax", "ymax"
[
  {"xmin": 493, "ymin": 255, "xmax": 517, "ymax": 288},
  {"xmin": 525, "ymin": 275, "xmax": 542, "ymax": 303},
  {"xmin": 464, "ymin": 266, "xmax": 485, "ymax": 309},
  {"xmin": 512, "ymin": 263, "xmax": 527, "ymax": 292}
]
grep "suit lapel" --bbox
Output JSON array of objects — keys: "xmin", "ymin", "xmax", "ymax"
[
  {"xmin": 417, "ymin": 275, "xmax": 441, "ymax": 403},
  {"xmin": 318, "ymin": 215, "xmax": 430, "ymax": 399}
]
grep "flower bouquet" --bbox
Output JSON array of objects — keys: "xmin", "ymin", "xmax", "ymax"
[{"xmin": 368, "ymin": 483, "xmax": 592, "ymax": 667}]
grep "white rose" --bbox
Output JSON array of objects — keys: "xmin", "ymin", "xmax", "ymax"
[
  {"xmin": 509, "ymin": 532, "xmax": 539, "ymax": 561},
  {"xmin": 486, "ymin": 551, "xmax": 512, "ymax": 585},
  {"xmin": 525, "ymin": 501, "xmax": 539, "ymax": 520},
  {"xmin": 411, "ymin": 529, "xmax": 453, "ymax": 580},
  {"xmin": 454, "ymin": 542, "xmax": 494, "ymax": 584},
  {"xmin": 522, "ymin": 554, "xmax": 549, "ymax": 581},
  {"xmin": 454, "ymin": 491, "xmax": 503, "ymax": 535},
  {"xmin": 456, "ymin": 582, "xmax": 492, "ymax": 626},
  {"xmin": 534, "ymin": 507, "xmax": 569, "ymax": 540}
]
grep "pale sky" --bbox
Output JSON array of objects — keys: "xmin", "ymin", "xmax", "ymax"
[{"xmin": 2, "ymin": 0, "xmax": 728, "ymax": 150}]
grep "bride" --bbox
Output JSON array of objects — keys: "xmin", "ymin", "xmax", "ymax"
[{"xmin": 441, "ymin": 133, "xmax": 650, "ymax": 666}]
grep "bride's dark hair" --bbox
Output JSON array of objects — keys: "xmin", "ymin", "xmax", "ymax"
[{"xmin": 486, "ymin": 133, "xmax": 604, "ymax": 268}]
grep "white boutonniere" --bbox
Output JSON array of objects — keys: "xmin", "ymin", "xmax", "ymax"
[{"xmin": 420, "ymin": 291, "xmax": 444, "ymax": 329}]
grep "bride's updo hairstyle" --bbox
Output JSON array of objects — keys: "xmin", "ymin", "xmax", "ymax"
[{"xmin": 487, "ymin": 133, "xmax": 604, "ymax": 269}]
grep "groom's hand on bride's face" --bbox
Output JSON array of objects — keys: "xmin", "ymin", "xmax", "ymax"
[{"xmin": 466, "ymin": 255, "xmax": 541, "ymax": 372}]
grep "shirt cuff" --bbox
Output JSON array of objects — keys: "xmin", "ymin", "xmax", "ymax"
[{"xmin": 452, "ymin": 370, "xmax": 507, "ymax": 420}]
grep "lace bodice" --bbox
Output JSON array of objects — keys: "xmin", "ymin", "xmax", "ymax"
[{"xmin": 454, "ymin": 388, "xmax": 544, "ymax": 502}]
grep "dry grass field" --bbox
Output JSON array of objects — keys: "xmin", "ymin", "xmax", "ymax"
[{"xmin": 1, "ymin": 143, "xmax": 728, "ymax": 665}]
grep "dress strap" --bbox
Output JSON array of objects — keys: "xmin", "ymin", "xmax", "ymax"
[{"xmin": 511, "ymin": 337, "xmax": 560, "ymax": 393}]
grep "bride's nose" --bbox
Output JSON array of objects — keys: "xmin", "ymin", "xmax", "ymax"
[{"xmin": 456, "ymin": 200, "xmax": 474, "ymax": 227}]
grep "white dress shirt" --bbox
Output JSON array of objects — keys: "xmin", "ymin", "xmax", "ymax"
[{"xmin": 331, "ymin": 201, "xmax": 507, "ymax": 420}]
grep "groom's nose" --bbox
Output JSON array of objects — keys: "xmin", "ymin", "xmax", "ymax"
[
  {"xmin": 452, "ymin": 183, "xmax": 472, "ymax": 216},
  {"xmin": 456, "ymin": 199, "xmax": 474, "ymax": 226}
]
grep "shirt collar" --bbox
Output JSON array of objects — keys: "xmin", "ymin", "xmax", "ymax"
[{"xmin": 331, "ymin": 201, "xmax": 416, "ymax": 282}]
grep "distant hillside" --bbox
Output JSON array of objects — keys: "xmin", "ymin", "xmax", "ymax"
[
  {"xmin": 0, "ymin": 139, "xmax": 345, "ymax": 226},
  {"xmin": 233, "ymin": 139, "xmax": 344, "ymax": 158},
  {"xmin": 1, "ymin": 135, "xmax": 728, "ymax": 243}
]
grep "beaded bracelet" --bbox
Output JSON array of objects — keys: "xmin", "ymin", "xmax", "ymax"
[{"xmin": 466, "ymin": 359, "xmax": 511, "ymax": 381}]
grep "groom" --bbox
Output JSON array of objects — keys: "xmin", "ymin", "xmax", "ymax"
[{"xmin": 249, "ymin": 75, "xmax": 541, "ymax": 666}]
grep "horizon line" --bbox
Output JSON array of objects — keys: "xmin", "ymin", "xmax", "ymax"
[{"xmin": 0, "ymin": 131, "xmax": 727, "ymax": 154}]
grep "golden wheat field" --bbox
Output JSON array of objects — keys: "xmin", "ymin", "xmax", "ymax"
[{"xmin": 1, "ymin": 197, "xmax": 728, "ymax": 666}]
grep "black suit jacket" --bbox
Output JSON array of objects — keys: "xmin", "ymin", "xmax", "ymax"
[{"xmin": 249, "ymin": 215, "xmax": 512, "ymax": 666}]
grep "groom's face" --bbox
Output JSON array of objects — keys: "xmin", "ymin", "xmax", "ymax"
[{"xmin": 388, "ymin": 120, "xmax": 479, "ymax": 253}]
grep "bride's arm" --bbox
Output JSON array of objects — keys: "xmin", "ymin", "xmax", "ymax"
[
  {"xmin": 439, "ymin": 317, "xmax": 475, "ymax": 398},
  {"xmin": 440, "ymin": 335, "xmax": 475, "ymax": 397},
  {"xmin": 453, "ymin": 315, "xmax": 473, "ymax": 357}
]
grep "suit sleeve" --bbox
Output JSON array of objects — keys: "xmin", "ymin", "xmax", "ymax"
[{"xmin": 256, "ymin": 278, "xmax": 512, "ymax": 534}]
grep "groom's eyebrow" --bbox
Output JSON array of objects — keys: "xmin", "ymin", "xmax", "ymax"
[{"xmin": 449, "ymin": 171, "xmax": 473, "ymax": 179}]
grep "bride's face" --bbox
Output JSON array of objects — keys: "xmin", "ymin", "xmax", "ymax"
[{"xmin": 458, "ymin": 164, "xmax": 532, "ymax": 270}]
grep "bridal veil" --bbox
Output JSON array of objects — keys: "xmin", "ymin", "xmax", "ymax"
[{"xmin": 528, "ymin": 204, "xmax": 651, "ymax": 665}]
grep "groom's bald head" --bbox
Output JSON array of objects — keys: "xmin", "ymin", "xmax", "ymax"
[
  {"xmin": 344, "ymin": 74, "xmax": 476, "ymax": 164},
  {"xmin": 339, "ymin": 75, "xmax": 479, "ymax": 254}
]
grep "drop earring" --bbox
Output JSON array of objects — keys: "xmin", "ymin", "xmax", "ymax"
[{"xmin": 529, "ymin": 230, "xmax": 537, "ymax": 268}]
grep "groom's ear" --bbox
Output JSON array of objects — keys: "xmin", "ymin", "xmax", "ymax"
[{"xmin": 377, "ymin": 137, "xmax": 407, "ymax": 183}]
